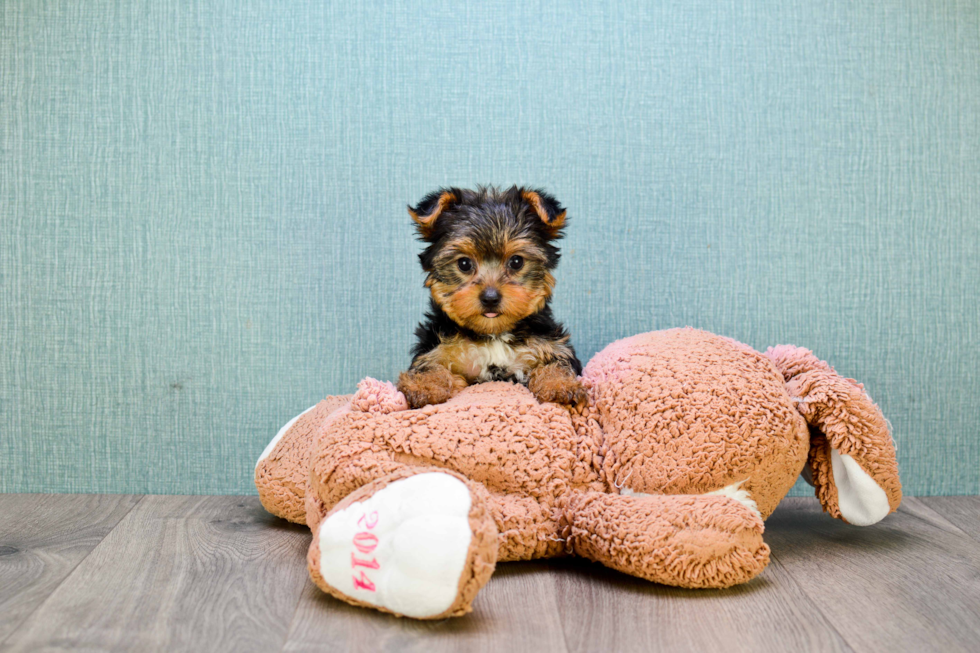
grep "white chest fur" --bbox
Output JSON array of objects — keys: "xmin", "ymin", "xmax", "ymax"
[{"xmin": 451, "ymin": 335, "xmax": 529, "ymax": 383}]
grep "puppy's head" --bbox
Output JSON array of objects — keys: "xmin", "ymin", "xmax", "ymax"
[{"xmin": 409, "ymin": 186, "xmax": 567, "ymax": 335}]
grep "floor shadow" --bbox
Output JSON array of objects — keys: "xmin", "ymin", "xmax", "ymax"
[
  {"xmin": 542, "ymin": 556, "xmax": 775, "ymax": 600},
  {"xmin": 765, "ymin": 503, "xmax": 918, "ymax": 555}
]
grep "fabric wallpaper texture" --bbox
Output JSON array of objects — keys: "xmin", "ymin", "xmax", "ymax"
[{"xmin": 1, "ymin": 0, "xmax": 977, "ymax": 495}]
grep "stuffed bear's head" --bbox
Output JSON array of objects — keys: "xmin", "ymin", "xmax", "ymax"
[{"xmin": 580, "ymin": 328, "xmax": 807, "ymax": 516}]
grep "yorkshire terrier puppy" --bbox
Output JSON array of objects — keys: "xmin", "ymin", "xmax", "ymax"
[{"xmin": 396, "ymin": 185, "xmax": 586, "ymax": 409}]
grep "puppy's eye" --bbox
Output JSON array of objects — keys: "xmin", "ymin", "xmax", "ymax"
[
  {"xmin": 507, "ymin": 255, "xmax": 524, "ymax": 271},
  {"xmin": 457, "ymin": 257, "xmax": 474, "ymax": 273}
]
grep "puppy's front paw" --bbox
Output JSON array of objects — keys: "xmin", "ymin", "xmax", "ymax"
[
  {"xmin": 396, "ymin": 367, "xmax": 466, "ymax": 409},
  {"xmin": 528, "ymin": 364, "xmax": 587, "ymax": 407}
]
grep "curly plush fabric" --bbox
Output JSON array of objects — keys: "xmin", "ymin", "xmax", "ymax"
[
  {"xmin": 256, "ymin": 327, "xmax": 902, "ymax": 619},
  {"xmin": 765, "ymin": 344, "xmax": 901, "ymax": 524},
  {"xmin": 255, "ymin": 393, "xmax": 351, "ymax": 524},
  {"xmin": 584, "ymin": 329, "xmax": 810, "ymax": 518}
]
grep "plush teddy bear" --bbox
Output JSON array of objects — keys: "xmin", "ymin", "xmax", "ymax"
[{"xmin": 255, "ymin": 328, "xmax": 901, "ymax": 619}]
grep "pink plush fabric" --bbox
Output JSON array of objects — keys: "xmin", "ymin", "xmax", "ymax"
[
  {"xmin": 256, "ymin": 327, "xmax": 902, "ymax": 618},
  {"xmin": 349, "ymin": 378, "xmax": 408, "ymax": 414},
  {"xmin": 765, "ymin": 344, "xmax": 902, "ymax": 522},
  {"xmin": 582, "ymin": 328, "xmax": 810, "ymax": 517}
]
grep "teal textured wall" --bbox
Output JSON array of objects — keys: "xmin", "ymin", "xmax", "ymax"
[{"xmin": 2, "ymin": 1, "xmax": 977, "ymax": 496}]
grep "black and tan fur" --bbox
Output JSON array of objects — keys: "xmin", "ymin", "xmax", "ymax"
[{"xmin": 397, "ymin": 186, "xmax": 585, "ymax": 409}]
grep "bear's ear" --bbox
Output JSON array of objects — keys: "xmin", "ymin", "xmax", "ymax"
[
  {"xmin": 521, "ymin": 189, "xmax": 567, "ymax": 238},
  {"xmin": 408, "ymin": 190, "xmax": 457, "ymax": 240}
]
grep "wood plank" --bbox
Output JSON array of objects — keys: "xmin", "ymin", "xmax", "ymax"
[
  {"xmin": 0, "ymin": 493, "xmax": 141, "ymax": 644},
  {"xmin": 282, "ymin": 561, "xmax": 569, "ymax": 653},
  {"xmin": 2, "ymin": 496, "xmax": 312, "ymax": 653},
  {"xmin": 552, "ymin": 553, "xmax": 851, "ymax": 653},
  {"xmin": 5, "ymin": 494, "xmax": 978, "ymax": 651},
  {"xmin": 894, "ymin": 496, "xmax": 977, "ymax": 538},
  {"xmin": 922, "ymin": 496, "xmax": 980, "ymax": 543},
  {"xmin": 764, "ymin": 497, "xmax": 980, "ymax": 653}
]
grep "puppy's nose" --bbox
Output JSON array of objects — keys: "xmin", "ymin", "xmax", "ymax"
[{"xmin": 479, "ymin": 287, "xmax": 501, "ymax": 308}]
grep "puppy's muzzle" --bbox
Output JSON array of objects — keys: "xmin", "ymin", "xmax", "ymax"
[{"xmin": 479, "ymin": 287, "xmax": 501, "ymax": 313}]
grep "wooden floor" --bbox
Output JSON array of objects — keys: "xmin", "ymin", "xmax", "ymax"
[{"xmin": 1, "ymin": 495, "xmax": 978, "ymax": 653}]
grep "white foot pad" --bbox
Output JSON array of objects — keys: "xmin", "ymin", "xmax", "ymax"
[
  {"xmin": 317, "ymin": 473, "xmax": 473, "ymax": 618},
  {"xmin": 830, "ymin": 448, "xmax": 890, "ymax": 526}
]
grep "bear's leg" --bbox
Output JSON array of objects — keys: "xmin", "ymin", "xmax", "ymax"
[
  {"xmin": 307, "ymin": 468, "xmax": 498, "ymax": 619},
  {"xmin": 564, "ymin": 492, "xmax": 770, "ymax": 589},
  {"xmin": 254, "ymin": 394, "xmax": 353, "ymax": 524},
  {"xmin": 487, "ymin": 494, "xmax": 568, "ymax": 561}
]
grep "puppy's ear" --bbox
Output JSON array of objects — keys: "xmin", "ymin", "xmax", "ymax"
[
  {"xmin": 408, "ymin": 190, "xmax": 457, "ymax": 239},
  {"xmin": 521, "ymin": 189, "xmax": 567, "ymax": 238}
]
